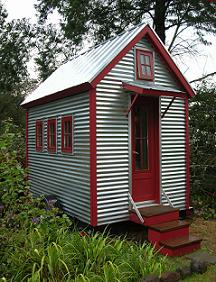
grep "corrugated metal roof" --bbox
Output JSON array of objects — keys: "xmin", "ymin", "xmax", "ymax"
[{"xmin": 22, "ymin": 23, "xmax": 147, "ymax": 105}]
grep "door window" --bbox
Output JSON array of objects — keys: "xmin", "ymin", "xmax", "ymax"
[{"xmin": 134, "ymin": 105, "xmax": 149, "ymax": 170}]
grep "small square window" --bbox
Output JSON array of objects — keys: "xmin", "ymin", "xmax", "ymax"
[
  {"xmin": 36, "ymin": 120, "xmax": 43, "ymax": 151},
  {"xmin": 47, "ymin": 119, "xmax": 57, "ymax": 153},
  {"xmin": 61, "ymin": 116, "xmax": 73, "ymax": 153},
  {"xmin": 136, "ymin": 49, "xmax": 154, "ymax": 80}
]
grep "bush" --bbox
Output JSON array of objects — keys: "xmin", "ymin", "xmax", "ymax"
[{"xmin": 189, "ymin": 83, "xmax": 216, "ymax": 219}]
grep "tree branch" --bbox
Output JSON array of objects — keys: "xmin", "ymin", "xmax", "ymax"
[{"xmin": 190, "ymin": 72, "xmax": 216, "ymax": 83}]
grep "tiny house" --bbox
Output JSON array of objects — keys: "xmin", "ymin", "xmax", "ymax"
[{"xmin": 22, "ymin": 23, "xmax": 201, "ymax": 255}]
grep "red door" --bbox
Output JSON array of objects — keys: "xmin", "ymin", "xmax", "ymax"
[{"xmin": 132, "ymin": 96, "xmax": 159, "ymax": 202}]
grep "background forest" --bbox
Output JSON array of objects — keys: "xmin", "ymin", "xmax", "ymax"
[{"xmin": 0, "ymin": 0, "xmax": 215, "ymax": 280}]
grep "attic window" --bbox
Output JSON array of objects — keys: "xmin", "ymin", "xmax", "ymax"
[
  {"xmin": 47, "ymin": 119, "xmax": 57, "ymax": 153},
  {"xmin": 136, "ymin": 49, "xmax": 154, "ymax": 80},
  {"xmin": 36, "ymin": 120, "xmax": 43, "ymax": 151},
  {"xmin": 61, "ymin": 116, "xmax": 73, "ymax": 153}
]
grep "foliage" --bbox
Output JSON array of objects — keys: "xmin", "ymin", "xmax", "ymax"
[
  {"xmin": 35, "ymin": 0, "xmax": 216, "ymax": 53},
  {"xmin": 0, "ymin": 120, "xmax": 166, "ymax": 281},
  {"xmin": 0, "ymin": 3, "xmax": 32, "ymax": 129},
  {"xmin": 189, "ymin": 83, "xmax": 216, "ymax": 219},
  {"xmin": 1, "ymin": 228, "xmax": 166, "ymax": 281},
  {"xmin": 31, "ymin": 23, "xmax": 77, "ymax": 81}
]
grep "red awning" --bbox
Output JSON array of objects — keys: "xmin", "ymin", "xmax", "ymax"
[{"xmin": 122, "ymin": 81, "xmax": 188, "ymax": 99}]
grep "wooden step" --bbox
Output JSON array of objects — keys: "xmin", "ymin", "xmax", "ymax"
[
  {"xmin": 158, "ymin": 235, "xmax": 202, "ymax": 256},
  {"xmin": 132, "ymin": 205, "xmax": 179, "ymax": 217},
  {"xmin": 149, "ymin": 220, "xmax": 190, "ymax": 232},
  {"xmin": 129, "ymin": 205, "xmax": 179, "ymax": 226},
  {"xmin": 148, "ymin": 220, "xmax": 190, "ymax": 244},
  {"xmin": 160, "ymin": 235, "xmax": 202, "ymax": 249}
]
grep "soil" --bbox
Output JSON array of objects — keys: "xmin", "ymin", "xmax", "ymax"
[{"xmin": 189, "ymin": 217, "xmax": 216, "ymax": 254}]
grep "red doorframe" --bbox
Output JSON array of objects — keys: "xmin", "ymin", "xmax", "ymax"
[{"xmin": 131, "ymin": 95, "xmax": 160, "ymax": 203}]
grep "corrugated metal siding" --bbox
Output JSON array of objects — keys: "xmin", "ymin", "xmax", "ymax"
[
  {"xmin": 96, "ymin": 36, "xmax": 185, "ymax": 225},
  {"xmin": 28, "ymin": 93, "xmax": 91, "ymax": 223},
  {"xmin": 161, "ymin": 97, "xmax": 186, "ymax": 209}
]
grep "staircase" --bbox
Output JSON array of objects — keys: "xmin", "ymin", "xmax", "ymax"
[{"xmin": 129, "ymin": 205, "xmax": 202, "ymax": 256}]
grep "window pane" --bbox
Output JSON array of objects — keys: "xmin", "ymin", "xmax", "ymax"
[
  {"xmin": 140, "ymin": 54, "xmax": 145, "ymax": 64},
  {"xmin": 135, "ymin": 139, "xmax": 141, "ymax": 169},
  {"xmin": 146, "ymin": 66, "xmax": 151, "ymax": 75},
  {"xmin": 144, "ymin": 55, "xmax": 150, "ymax": 65},
  {"xmin": 135, "ymin": 107, "xmax": 149, "ymax": 170},
  {"xmin": 141, "ymin": 65, "xmax": 147, "ymax": 75},
  {"xmin": 142, "ymin": 139, "xmax": 148, "ymax": 169},
  {"xmin": 141, "ymin": 111, "xmax": 147, "ymax": 138}
]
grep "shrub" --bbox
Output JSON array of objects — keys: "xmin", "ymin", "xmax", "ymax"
[{"xmin": 189, "ymin": 83, "xmax": 216, "ymax": 219}]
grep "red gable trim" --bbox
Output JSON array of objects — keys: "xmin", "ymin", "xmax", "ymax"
[
  {"xmin": 22, "ymin": 82, "xmax": 93, "ymax": 109},
  {"xmin": 92, "ymin": 25, "xmax": 195, "ymax": 97},
  {"xmin": 122, "ymin": 82, "xmax": 187, "ymax": 98}
]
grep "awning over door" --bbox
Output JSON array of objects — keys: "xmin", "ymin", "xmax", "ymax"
[
  {"xmin": 122, "ymin": 81, "xmax": 187, "ymax": 99},
  {"xmin": 122, "ymin": 81, "xmax": 187, "ymax": 117}
]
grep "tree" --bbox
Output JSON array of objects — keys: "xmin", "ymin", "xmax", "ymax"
[
  {"xmin": 32, "ymin": 23, "xmax": 77, "ymax": 81},
  {"xmin": 35, "ymin": 0, "xmax": 216, "ymax": 55},
  {"xmin": 0, "ymin": 3, "xmax": 31, "ymax": 129}
]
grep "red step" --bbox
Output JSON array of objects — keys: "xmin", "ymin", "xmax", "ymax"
[
  {"xmin": 129, "ymin": 205, "xmax": 179, "ymax": 226},
  {"xmin": 148, "ymin": 220, "xmax": 190, "ymax": 245},
  {"xmin": 158, "ymin": 235, "xmax": 202, "ymax": 257}
]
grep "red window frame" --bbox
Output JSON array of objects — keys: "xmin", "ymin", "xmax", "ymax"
[
  {"xmin": 136, "ymin": 49, "xmax": 154, "ymax": 80},
  {"xmin": 61, "ymin": 116, "xmax": 73, "ymax": 153},
  {"xmin": 36, "ymin": 120, "xmax": 43, "ymax": 151},
  {"xmin": 47, "ymin": 119, "xmax": 57, "ymax": 153}
]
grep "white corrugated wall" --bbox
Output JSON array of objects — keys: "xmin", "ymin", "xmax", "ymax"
[
  {"xmin": 96, "ymin": 36, "xmax": 186, "ymax": 225},
  {"xmin": 28, "ymin": 92, "xmax": 91, "ymax": 223},
  {"xmin": 160, "ymin": 97, "xmax": 187, "ymax": 209}
]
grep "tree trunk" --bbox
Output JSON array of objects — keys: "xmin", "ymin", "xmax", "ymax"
[{"xmin": 154, "ymin": 0, "xmax": 166, "ymax": 44}]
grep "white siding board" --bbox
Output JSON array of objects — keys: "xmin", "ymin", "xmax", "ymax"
[{"xmin": 28, "ymin": 93, "xmax": 91, "ymax": 223}]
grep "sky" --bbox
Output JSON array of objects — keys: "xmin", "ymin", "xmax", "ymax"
[{"xmin": 4, "ymin": 0, "xmax": 216, "ymax": 84}]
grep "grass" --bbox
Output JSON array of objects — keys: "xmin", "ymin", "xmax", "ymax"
[{"xmin": 0, "ymin": 226, "xmax": 167, "ymax": 281}]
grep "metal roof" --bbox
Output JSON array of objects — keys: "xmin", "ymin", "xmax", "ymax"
[
  {"xmin": 122, "ymin": 80, "xmax": 185, "ymax": 94},
  {"xmin": 22, "ymin": 23, "xmax": 147, "ymax": 105}
]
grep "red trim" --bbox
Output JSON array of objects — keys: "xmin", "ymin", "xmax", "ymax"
[
  {"xmin": 185, "ymin": 98, "xmax": 190, "ymax": 209},
  {"xmin": 26, "ymin": 111, "xmax": 29, "ymax": 168},
  {"xmin": 91, "ymin": 25, "xmax": 195, "ymax": 97},
  {"xmin": 35, "ymin": 120, "xmax": 43, "ymax": 151},
  {"xmin": 122, "ymin": 82, "xmax": 186, "ymax": 98},
  {"xmin": 47, "ymin": 119, "xmax": 57, "ymax": 153},
  {"xmin": 126, "ymin": 93, "xmax": 139, "ymax": 116},
  {"xmin": 61, "ymin": 116, "xmax": 73, "ymax": 153},
  {"xmin": 136, "ymin": 49, "xmax": 154, "ymax": 80},
  {"xmin": 22, "ymin": 82, "xmax": 93, "ymax": 109},
  {"xmin": 89, "ymin": 89, "xmax": 97, "ymax": 226}
]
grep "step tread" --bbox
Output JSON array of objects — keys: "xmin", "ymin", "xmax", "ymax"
[
  {"xmin": 160, "ymin": 235, "xmax": 202, "ymax": 249},
  {"xmin": 149, "ymin": 220, "xmax": 190, "ymax": 232},
  {"xmin": 131, "ymin": 205, "xmax": 179, "ymax": 217}
]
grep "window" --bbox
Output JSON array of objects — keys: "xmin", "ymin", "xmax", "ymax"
[
  {"xmin": 134, "ymin": 105, "xmax": 149, "ymax": 170},
  {"xmin": 36, "ymin": 120, "xmax": 43, "ymax": 151},
  {"xmin": 136, "ymin": 49, "xmax": 154, "ymax": 80},
  {"xmin": 61, "ymin": 116, "xmax": 73, "ymax": 153},
  {"xmin": 47, "ymin": 119, "xmax": 56, "ymax": 152}
]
